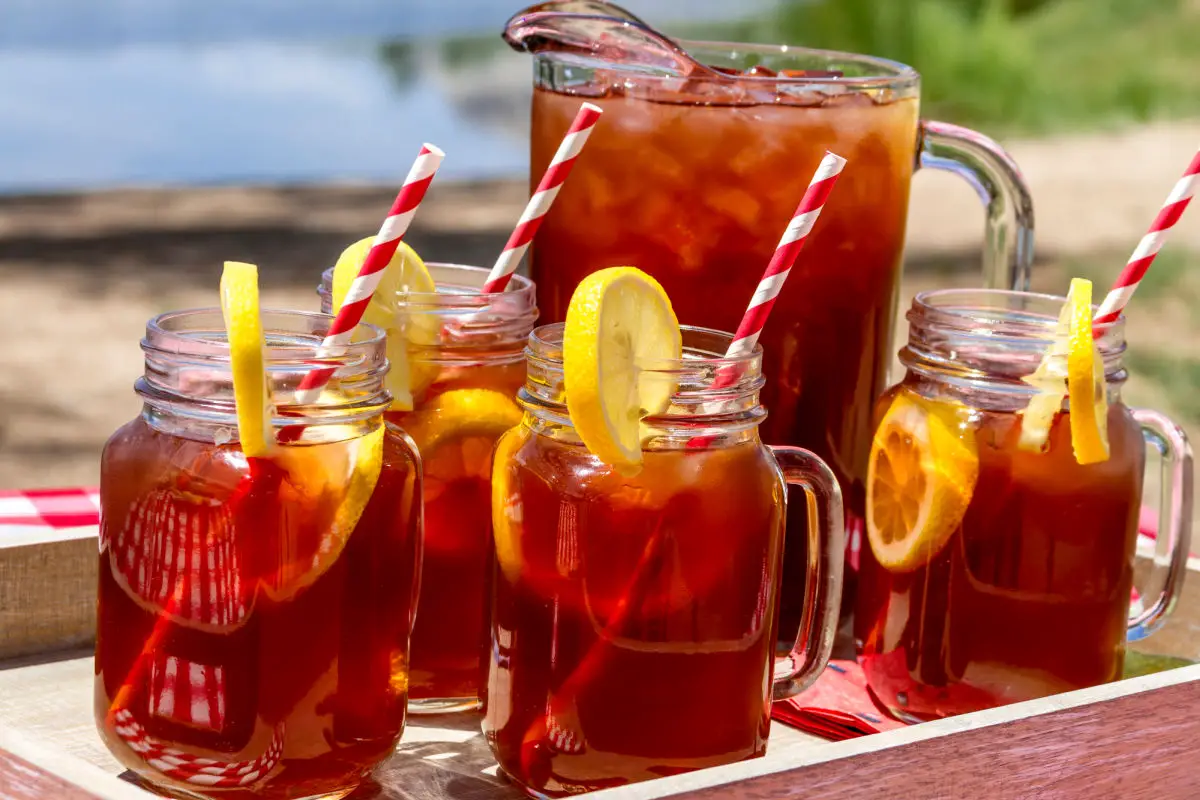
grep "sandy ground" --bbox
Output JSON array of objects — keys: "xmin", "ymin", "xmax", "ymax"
[{"xmin": 1, "ymin": 120, "xmax": 1198, "ymax": 495}]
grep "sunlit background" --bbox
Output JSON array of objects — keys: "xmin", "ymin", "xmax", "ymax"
[{"xmin": 1, "ymin": 0, "xmax": 1197, "ymax": 541}]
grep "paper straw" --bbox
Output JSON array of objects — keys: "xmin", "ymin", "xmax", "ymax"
[
  {"xmin": 291, "ymin": 143, "xmax": 445, "ymax": 408},
  {"xmin": 716, "ymin": 151, "xmax": 846, "ymax": 385},
  {"xmin": 481, "ymin": 103, "xmax": 603, "ymax": 293},
  {"xmin": 1095, "ymin": 146, "xmax": 1200, "ymax": 325}
]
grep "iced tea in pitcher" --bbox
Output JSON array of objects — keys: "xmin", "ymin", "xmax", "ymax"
[
  {"xmin": 484, "ymin": 269, "xmax": 844, "ymax": 797},
  {"xmin": 322, "ymin": 248, "xmax": 535, "ymax": 709},
  {"xmin": 856, "ymin": 287, "xmax": 1193, "ymax": 721},
  {"xmin": 507, "ymin": 3, "xmax": 1035, "ymax": 625},
  {"xmin": 96, "ymin": 298, "xmax": 422, "ymax": 799}
]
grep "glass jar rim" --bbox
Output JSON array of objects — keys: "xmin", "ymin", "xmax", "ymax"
[
  {"xmin": 139, "ymin": 307, "xmax": 391, "ymax": 432},
  {"xmin": 529, "ymin": 322, "xmax": 762, "ymax": 374},
  {"xmin": 910, "ymin": 288, "xmax": 1126, "ymax": 354},
  {"xmin": 145, "ymin": 307, "xmax": 386, "ymax": 365},
  {"xmin": 521, "ymin": 323, "xmax": 767, "ymax": 439},
  {"xmin": 318, "ymin": 262, "xmax": 537, "ymax": 313}
]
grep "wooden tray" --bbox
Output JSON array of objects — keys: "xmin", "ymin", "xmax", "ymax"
[{"xmin": 3, "ymin": 531, "xmax": 1199, "ymax": 799}]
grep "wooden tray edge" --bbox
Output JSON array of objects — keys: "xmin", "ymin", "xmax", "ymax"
[
  {"xmin": 0, "ymin": 722, "xmax": 152, "ymax": 800},
  {"xmin": 591, "ymin": 663, "xmax": 1200, "ymax": 798}
]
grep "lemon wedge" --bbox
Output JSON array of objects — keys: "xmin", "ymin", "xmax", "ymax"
[
  {"xmin": 331, "ymin": 236, "xmax": 439, "ymax": 411},
  {"xmin": 1019, "ymin": 278, "xmax": 1109, "ymax": 463},
  {"xmin": 562, "ymin": 266, "xmax": 682, "ymax": 475},
  {"xmin": 866, "ymin": 390, "xmax": 978, "ymax": 572},
  {"xmin": 220, "ymin": 261, "xmax": 275, "ymax": 457}
]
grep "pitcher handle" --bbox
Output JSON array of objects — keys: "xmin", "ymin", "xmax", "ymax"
[
  {"xmin": 768, "ymin": 445, "xmax": 845, "ymax": 700},
  {"xmin": 918, "ymin": 120, "xmax": 1036, "ymax": 291},
  {"xmin": 1128, "ymin": 409, "xmax": 1194, "ymax": 641}
]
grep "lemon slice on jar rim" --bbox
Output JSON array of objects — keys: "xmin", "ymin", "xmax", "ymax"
[
  {"xmin": 220, "ymin": 260, "xmax": 384, "ymax": 600},
  {"xmin": 330, "ymin": 236, "xmax": 439, "ymax": 411},
  {"xmin": 1018, "ymin": 277, "xmax": 1109, "ymax": 464},
  {"xmin": 220, "ymin": 261, "xmax": 276, "ymax": 458},
  {"xmin": 561, "ymin": 266, "xmax": 682, "ymax": 476},
  {"xmin": 865, "ymin": 390, "xmax": 979, "ymax": 572}
]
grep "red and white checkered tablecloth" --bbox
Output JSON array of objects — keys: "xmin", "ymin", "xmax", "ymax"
[{"xmin": 0, "ymin": 486, "xmax": 100, "ymax": 529}]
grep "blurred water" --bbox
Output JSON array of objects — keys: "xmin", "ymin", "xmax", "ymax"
[{"xmin": 0, "ymin": 0, "xmax": 775, "ymax": 193}]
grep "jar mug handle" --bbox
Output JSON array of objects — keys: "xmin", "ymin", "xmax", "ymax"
[
  {"xmin": 768, "ymin": 445, "xmax": 845, "ymax": 700},
  {"xmin": 918, "ymin": 120, "xmax": 1036, "ymax": 291},
  {"xmin": 1128, "ymin": 409, "xmax": 1194, "ymax": 641}
]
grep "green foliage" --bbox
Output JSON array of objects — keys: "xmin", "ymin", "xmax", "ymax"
[
  {"xmin": 688, "ymin": 0, "xmax": 1200, "ymax": 135},
  {"xmin": 1065, "ymin": 249, "xmax": 1192, "ymax": 303},
  {"xmin": 1123, "ymin": 650, "xmax": 1195, "ymax": 679},
  {"xmin": 1125, "ymin": 350, "xmax": 1200, "ymax": 424}
]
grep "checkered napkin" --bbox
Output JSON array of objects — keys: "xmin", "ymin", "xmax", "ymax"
[{"xmin": 0, "ymin": 486, "xmax": 100, "ymax": 530}]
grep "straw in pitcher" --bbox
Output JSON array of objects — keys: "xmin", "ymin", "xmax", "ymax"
[{"xmin": 481, "ymin": 103, "xmax": 603, "ymax": 294}]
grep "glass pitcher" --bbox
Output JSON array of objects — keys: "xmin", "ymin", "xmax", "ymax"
[{"xmin": 504, "ymin": 1, "xmax": 1035, "ymax": 627}]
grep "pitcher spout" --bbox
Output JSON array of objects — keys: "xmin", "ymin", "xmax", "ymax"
[{"xmin": 502, "ymin": 0, "xmax": 716, "ymax": 77}]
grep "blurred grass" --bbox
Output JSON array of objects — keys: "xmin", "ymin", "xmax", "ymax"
[
  {"xmin": 1064, "ymin": 249, "xmax": 1193, "ymax": 304},
  {"xmin": 687, "ymin": 0, "xmax": 1200, "ymax": 135},
  {"xmin": 1124, "ymin": 650, "xmax": 1196, "ymax": 679},
  {"xmin": 1125, "ymin": 351, "xmax": 1200, "ymax": 425}
]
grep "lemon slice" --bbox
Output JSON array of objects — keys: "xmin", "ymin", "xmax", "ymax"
[
  {"xmin": 219, "ymin": 261, "xmax": 384, "ymax": 599},
  {"xmin": 220, "ymin": 261, "xmax": 275, "ymax": 457},
  {"xmin": 400, "ymin": 388, "xmax": 523, "ymax": 454},
  {"xmin": 1019, "ymin": 278, "xmax": 1109, "ymax": 463},
  {"xmin": 562, "ymin": 266, "xmax": 682, "ymax": 475},
  {"xmin": 331, "ymin": 236, "xmax": 439, "ymax": 411},
  {"xmin": 266, "ymin": 424, "xmax": 385, "ymax": 600},
  {"xmin": 491, "ymin": 426, "xmax": 528, "ymax": 584},
  {"xmin": 866, "ymin": 390, "xmax": 979, "ymax": 572},
  {"xmin": 403, "ymin": 388, "xmax": 523, "ymax": 508},
  {"xmin": 1065, "ymin": 279, "xmax": 1109, "ymax": 464}
]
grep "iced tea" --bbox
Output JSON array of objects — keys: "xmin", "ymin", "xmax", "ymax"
[
  {"xmin": 856, "ymin": 387, "xmax": 1143, "ymax": 720},
  {"xmin": 321, "ymin": 263, "xmax": 535, "ymax": 709},
  {"xmin": 510, "ymin": 20, "xmax": 1035, "ymax": 631},
  {"xmin": 855, "ymin": 289, "xmax": 1193, "ymax": 721},
  {"xmin": 530, "ymin": 84, "xmax": 916, "ymax": 538},
  {"xmin": 484, "ymin": 324, "xmax": 843, "ymax": 797},
  {"xmin": 96, "ymin": 310, "xmax": 421, "ymax": 799}
]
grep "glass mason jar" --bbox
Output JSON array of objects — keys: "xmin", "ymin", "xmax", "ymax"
[
  {"xmin": 96, "ymin": 309, "xmax": 423, "ymax": 799},
  {"xmin": 320, "ymin": 263, "xmax": 537, "ymax": 712},
  {"xmin": 484, "ymin": 324, "xmax": 845, "ymax": 797},
  {"xmin": 855, "ymin": 289, "xmax": 1194, "ymax": 723},
  {"xmin": 507, "ymin": 6, "xmax": 1036, "ymax": 628}
]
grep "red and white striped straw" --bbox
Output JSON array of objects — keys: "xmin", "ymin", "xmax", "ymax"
[
  {"xmin": 724, "ymin": 151, "xmax": 847, "ymax": 365},
  {"xmin": 293, "ymin": 143, "xmax": 445, "ymax": 406},
  {"xmin": 481, "ymin": 102, "xmax": 603, "ymax": 294},
  {"xmin": 1095, "ymin": 145, "xmax": 1200, "ymax": 325}
]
